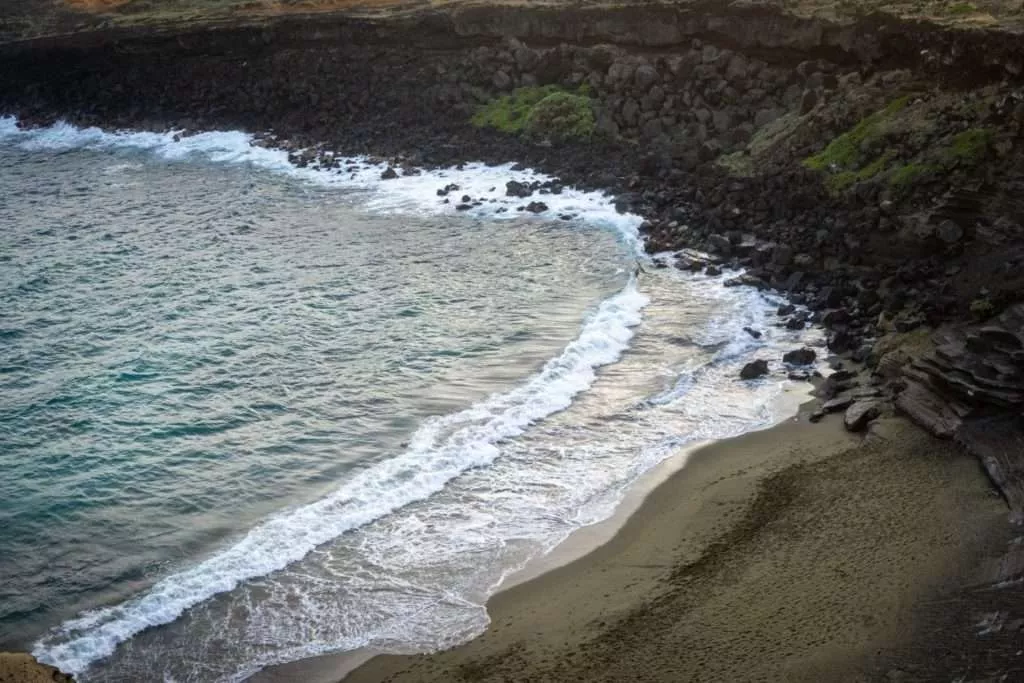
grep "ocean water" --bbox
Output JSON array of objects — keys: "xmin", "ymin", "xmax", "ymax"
[{"xmin": 0, "ymin": 117, "xmax": 819, "ymax": 682}]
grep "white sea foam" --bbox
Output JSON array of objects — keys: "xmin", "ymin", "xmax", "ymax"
[{"xmin": 0, "ymin": 116, "xmax": 642, "ymax": 251}]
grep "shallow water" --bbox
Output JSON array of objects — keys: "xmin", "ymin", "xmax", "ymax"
[{"xmin": 0, "ymin": 119, "xmax": 818, "ymax": 682}]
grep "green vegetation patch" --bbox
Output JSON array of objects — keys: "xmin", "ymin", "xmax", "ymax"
[
  {"xmin": 472, "ymin": 85, "xmax": 594, "ymax": 140},
  {"xmin": 827, "ymin": 151, "xmax": 895, "ymax": 193},
  {"xmin": 803, "ymin": 96, "xmax": 910, "ymax": 172},
  {"xmin": 888, "ymin": 162, "xmax": 937, "ymax": 189},
  {"xmin": 802, "ymin": 96, "xmax": 912, "ymax": 195},
  {"xmin": 945, "ymin": 1, "xmax": 977, "ymax": 15},
  {"xmin": 945, "ymin": 127, "xmax": 993, "ymax": 163},
  {"xmin": 524, "ymin": 91, "xmax": 595, "ymax": 139}
]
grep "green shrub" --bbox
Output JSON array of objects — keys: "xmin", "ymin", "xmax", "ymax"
[
  {"xmin": 470, "ymin": 85, "xmax": 562, "ymax": 134},
  {"xmin": 524, "ymin": 91, "xmax": 595, "ymax": 140},
  {"xmin": 471, "ymin": 85, "xmax": 594, "ymax": 139}
]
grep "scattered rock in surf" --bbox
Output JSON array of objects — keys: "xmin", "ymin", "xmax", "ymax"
[
  {"xmin": 785, "ymin": 312, "xmax": 810, "ymax": 330},
  {"xmin": 526, "ymin": 201, "xmax": 548, "ymax": 214},
  {"xmin": 461, "ymin": 195, "xmax": 472, "ymax": 203},
  {"xmin": 739, "ymin": 359, "xmax": 769, "ymax": 380},
  {"xmin": 705, "ymin": 265, "xmax": 722, "ymax": 276},
  {"xmin": 707, "ymin": 233, "xmax": 732, "ymax": 256},
  {"xmin": 844, "ymin": 400, "xmax": 881, "ymax": 432},
  {"xmin": 506, "ymin": 180, "xmax": 533, "ymax": 198},
  {"xmin": 436, "ymin": 183, "xmax": 460, "ymax": 197},
  {"xmin": 380, "ymin": 167, "xmax": 399, "ymax": 180},
  {"xmin": 723, "ymin": 274, "xmax": 768, "ymax": 289},
  {"xmin": 783, "ymin": 347, "xmax": 817, "ymax": 365},
  {"xmin": 455, "ymin": 203, "xmax": 472, "ymax": 211},
  {"xmin": 827, "ymin": 329, "xmax": 853, "ymax": 353},
  {"xmin": 820, "ymin": 308, "xmax": 850, "ymax": 327},
  {"xmin": 788, "ymin": 370, "xmax": 813, "ymax": 381},
  {"xmin": 777, "ymin": 303, "xmax": 796, "ymax": 316},
  {"xmin": 743, "ymin": 327, "xmax": 762, "ymax": 339}
]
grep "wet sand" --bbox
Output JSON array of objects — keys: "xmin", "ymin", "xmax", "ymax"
[{"xmin": 343, "ymin": 406, "xmax": 1009, "ymax": 683}]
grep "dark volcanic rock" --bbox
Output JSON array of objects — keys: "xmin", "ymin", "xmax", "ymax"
[
  {"xmin": 381, "ymin": 166, "xmax": 399, "ymax": 180},
  {"xmin": 526, "ymin": 201, "xmax": 549, "ymax": 213},
  {"xmin": 823, "ymin": 395, "xmax": 855, "ymax": 413},
  {"xmin": 506, "ymin": 180, "xmax": 533, "ymax": 198},
  {"xmin": 740, "ymin": 359, "xmax": 769, "ymax": 380},
  {"xmin": 783, "ymin": 347, "xmax": 817, "ymax": 365},
  {"xmin": 743, "ymin": 326, "xmax": 762, "ymax": 339},
  {"xmin": 844, "ymin": 400, "xmax": 881, "ymax": 432}
]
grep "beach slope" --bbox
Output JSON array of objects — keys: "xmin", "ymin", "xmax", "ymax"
[{"xmin": 347, "ymin": 410, "xmax": 1008, "ymax": 682}]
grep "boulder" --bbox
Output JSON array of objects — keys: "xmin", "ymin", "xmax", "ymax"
[
  {"xmin": 493, "ymin": 70, "xmax": 512, "ymax": 90},
  {"xmin": 744, "ymin": 326, "xmax": 763, "ymax": 339},
  {"xmin": 783, "ymin": 348, "xmax": 817, "ymax": 365},
  {"xmin": 506, "ymin": 180, "xmax": 533, "ymax": 198},
  {"xmin": 740, "ymin": 359, "xmax": 770, "ymax": 380},
  {"xmin": 844, "ymin": 400, "xmax": 881, "ymax": 432},
  {"xmin": 380, "ymin": 167, "xmax": 399, "ymax": 180},
  {"xmin": 634, "ymin": 64, "xmax": 659, "ymax": 91},
  {"xmin": 514, "ymin": 46, "xmax": 540, "ymax": 72},
  {"xmin": 822, "ymin": 395, "xmax": 854, "ymax": 413},
  {"xmin": 622, "ymin": 98, "xmax": 640, "ymax": 126},
  {"xmin": 526, "ymin": 201, "xmax": 549, "ymax": 213},
  {"xmin": 707, "ymin": 233, "xmax": 732, "ymax": 256},
  {"xmin": 712, "ymin": 109, "xmax": 733, "ymax": 132},
  {"xmin": 936, "ymin": 219, "xmax": 964, "ymax": 244}
]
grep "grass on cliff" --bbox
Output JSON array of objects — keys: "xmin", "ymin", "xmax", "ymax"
[
  {"xmin": 472, "ymin": 85, "xmax": 595, "ymax": 140},
  {"xmin": 803, "ymin": 96, "xmax": 910, "ymax": 173}
]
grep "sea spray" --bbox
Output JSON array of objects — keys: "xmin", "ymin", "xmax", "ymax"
[{"xmin": 0, "ymin": 116, "xmax": 643, "ymax": 253}]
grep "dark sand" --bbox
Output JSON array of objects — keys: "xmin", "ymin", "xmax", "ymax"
[{"xmin": 343, "ymin": 408, "xmax": 1010, "ymax": 683}]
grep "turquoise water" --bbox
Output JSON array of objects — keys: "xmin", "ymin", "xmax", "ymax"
[{"xmin": 0, "ymin": 120, "xmax": 817, "ymax": 682}]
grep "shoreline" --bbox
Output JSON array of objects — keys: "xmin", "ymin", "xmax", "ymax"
[
  {"xmin": 254, "ymin": 358, "xmax": 818, "ymax": 682},
  {"xmin": 341, "ymin": 404, "xmax": 1010, "ymax": 683}
]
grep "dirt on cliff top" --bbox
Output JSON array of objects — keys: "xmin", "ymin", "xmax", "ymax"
[
  {"xmin": 2, "ymin": 0, "xmax": 1023, "ymax": 46},
  {"xmin": 0, "ymin": 652, "xmax": 73, "ymax": 683}
]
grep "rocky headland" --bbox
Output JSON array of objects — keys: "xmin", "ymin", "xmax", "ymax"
[{"xmin": 3, "ymin": 1, "xmax": 1024, "ymax": 679}]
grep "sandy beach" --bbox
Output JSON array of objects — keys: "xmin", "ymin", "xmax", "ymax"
[{"xmin": 343, "ymin": 405, "xmax": 1010, "ymax": 683}]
